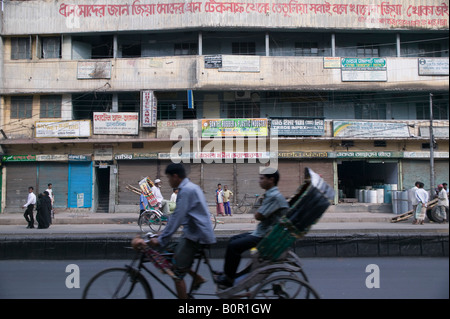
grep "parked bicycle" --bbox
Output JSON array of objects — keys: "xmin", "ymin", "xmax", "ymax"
[
  {"xmin": 138, "ymin": 208, "xmax": 217, "ymax": 233},
  {"xmin": 233, "ymin": 193, "xmax": 261, "ymax": 214}
]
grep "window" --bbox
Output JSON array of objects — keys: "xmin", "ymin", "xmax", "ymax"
[
  {"xmin": 174, "ymin": 43, "xmax": 198, "ymax": 55},
  {"xmin": 41, "ymin": 37, "xmax": 61, "ymax": 59},
  {"xmin": 40, "ymin": 95, "xmax": 62, "ymax": 118},
  {"xmin": 72, "ymin": 93, "xmax": 112, "ymax": 120},
  {"xmin": 294, "ymin": 42, "xmax": 319, "ymax": 56},
  {"xmin": 232, "ymin": 42, "xmax": 256, "ymax": 55},
  {"xmin": 11, "ymin": 96, "xmax": 33, "ymax": 119},
  {"xmin": 292, "ymin": 103, "xmax": 323, "ymax": 117},
  {"xmin": 182, "ymin": 102, "xmax": 197, "ymax": 119},
  {"xmin": 227, "ymin": 101, "xmax": 260, "ymax": 118},
  {"xmin": 158, "ymin": 102, "xmax": 177, "ymax": 120},
  {"xmin": 355, "ymin": 104, "xmax": 386, "ymax": 119},
  {"xmin": 416, "ymin": 102, "xmax": 449, "ymax": 120},
  {"xmin": 11, "ymin": 37, "xmax": 31, "ymax": 60},
  {"xmin": 356, "ymin": 43, "xmax": 380, "ymax": 57},
  {"xmin": 418, "ymin": 43, "xmax": 442, "ymax": 57}
]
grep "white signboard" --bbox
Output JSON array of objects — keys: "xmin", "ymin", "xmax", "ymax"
[
  {"xmin": 93, "ymin": 112, "xmax": 139, "ymax": 135},
  {"xmin": 77, "ymin": 61, "xmax": 112, "ymax": 79},
  {"xmin": 219, "ymin": 55, "xmax": 260, "ymax": 72},
  {"xmin": 418, "ymin": 58, "xmax": 449, "ymax": 76},
  {"xmin": 141, "ymin": 91, "xmax": 157, "ymax": 127},
  {"xmin": 35, "ymin": 120, "xmax": 91, "ymax": 138},
  {"xmin": 333, "ymin": 121, "xmax": 410, "ymax": 138}
]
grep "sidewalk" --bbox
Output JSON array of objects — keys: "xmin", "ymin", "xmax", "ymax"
[{"xmin": 0, "ymin": 209, "xmax": 448, "ymax": 259}]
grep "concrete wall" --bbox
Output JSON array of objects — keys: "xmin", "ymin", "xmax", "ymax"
[{"xmin": 2, "ymin": 0, "xmax": 448, "ymax": 35}]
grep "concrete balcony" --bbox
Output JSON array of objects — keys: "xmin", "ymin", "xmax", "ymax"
[{"xmin": 1, "ymin": 56, "xmax": 448, "ymax": 94}]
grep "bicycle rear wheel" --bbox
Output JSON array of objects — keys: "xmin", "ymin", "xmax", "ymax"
[
  {"xmin": 82, "ymin": 267, "xmax": 153, "ymax": 299},
  {"xmin": 250, "ymin": 275, "xmax": 320, "ymax": 299},
  {"xmin": 138, "ymin": 211, "xmax": 162, "ymax": 232}
]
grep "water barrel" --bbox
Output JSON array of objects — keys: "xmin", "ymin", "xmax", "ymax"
[
  {"xmin": 392, "ymin": 191, "xmax": 398, "ymax": 214},
  {"xmin": 368, "ymin": 190, "xmax": 378, "ymax": 203},
  {"xmin": 384, "ymin": 184, "xmax": 392, "ymax": 203},
  {"xmin": 399, "ymin": 191, "xmax": 409, "ymax": 215},
  {"xmin": 376, "ymin": 188, "xmax": 384, "ymax": 203}
]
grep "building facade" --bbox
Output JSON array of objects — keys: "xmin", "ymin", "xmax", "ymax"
[{"xmin": 0, "ymin": 0, "xmax": 449, "ymax": 213}]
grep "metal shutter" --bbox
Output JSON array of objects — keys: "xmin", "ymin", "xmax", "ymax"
[
  {"xmin": 117, "ymin": 160, "xmax": 158, "ymax": 205},
  {"xmin": 68, "ymin": 162, "xmax": 92, "ymax": 208},
  {"xmin": 202, "ymin": 163, "xmax": 234, "ymax": 205},
  {"xmin": 37, "ymin": 162, "xmax": 68, "ymax": 208},
  {"xmin": 5, "ymin": 162, "xmax": 38, "ymax": 212}
]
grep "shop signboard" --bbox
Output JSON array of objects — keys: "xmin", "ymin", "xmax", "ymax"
[
  {"xmin": 141, "ymin": 90, "xmax": 157, "ymax": 128},
  {"xmin": 93, "ymin": 112, "xmax": 139, "ymax": 135},
  {"xmin": 331, "ymin": 151, "xmax": 403, "ymax": 158},
  {"xmin": 271, "ymin": 118, "xmax": 325, "ymax": 136},
  {"xmin": 418, "ymin": 58, "xmax": 449, "ymax": 76},
  {"xmin": 333, "ymin": 121, "xmax": 410, "ymax": 138},
  {"xmin": 157, "ymin": 120, "xmax": 197, "ymax": 139},
  {"xmin": 2, "ymin": 155, "xmax": 36, "ymax": 162},
  {"xmin": 115, "ymin": 153, "xmax": 158, "ymax": 160},
  {"xmin": 341, "ymin": 57, "xmax": 387, "ymax": 82},
  {"xmin": 35, "ymin": 120, "xmax": 91, "ymax": 138},
  {"xmin": 202, "ymin": 118, "xmax": 268, "ymax": 137}
]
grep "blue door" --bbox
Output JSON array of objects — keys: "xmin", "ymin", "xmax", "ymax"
[{"xmin": 68, "ymin": 162, "xmax": 92, "ymax": 208}]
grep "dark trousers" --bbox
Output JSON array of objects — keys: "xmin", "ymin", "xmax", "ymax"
[
  {"xmin": 24, "ymin": 204, "xmax": 35, "ymax": 228},
  {"xmin": 224, "ymin": 201, "xmax": 232, "ymax": 215},
  {"xmin": 224, "ymin": 232, "xmax": 261, "ymax": 280}
]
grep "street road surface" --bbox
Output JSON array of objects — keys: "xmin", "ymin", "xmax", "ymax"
[{"xmin": 0, "ymin": 257, "xmax": 447, "ymax": 299}]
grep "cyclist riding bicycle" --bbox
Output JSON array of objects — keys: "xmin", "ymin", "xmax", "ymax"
[{"xmin": 132, "ymin": 163, "xmax": 216, "ymax": 299}]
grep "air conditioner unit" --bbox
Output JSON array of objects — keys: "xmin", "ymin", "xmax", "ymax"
[{"xmin": 235, "ymin": 91, "xmax": 251, "ymax": 100}]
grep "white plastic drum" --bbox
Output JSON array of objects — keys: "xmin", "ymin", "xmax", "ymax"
[
  {"xmin": 368, "ymin": 190, "xmax": 378, "ymax": 203},
  {"xmin": 376, "ymin": 188, "xmax": 384, "ymax": 203}
]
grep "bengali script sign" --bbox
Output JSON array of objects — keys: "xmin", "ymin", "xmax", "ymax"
[
  {"xmin": 35, "ymin": 120, "xmax": 91, "ymax": 138},
  {"xmin": 202, "ymin": 118, "xmax": 268, "ymax": 137},
  {"xmin": 270, "ymin": 118, "xmax": 325, "ymax": 136},
  {"xmin": 93, "ymin": 112, "xmax": 139, "ymax": 135},
  {"xmin": 333, "ymin": 121, "xmax": 410, "ymax": 138},
  {"xmin": 58, "ymin": 1, "xmax": 449, "ymax": 23}
]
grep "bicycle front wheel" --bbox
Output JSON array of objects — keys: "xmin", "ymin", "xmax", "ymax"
[
  {"xmin": 82, "ymin": 267, "xmax": 153, "ymax": 299},
  {"xmin": 250, "ymin": 275, "xmax": 320, "ymax": 299}
]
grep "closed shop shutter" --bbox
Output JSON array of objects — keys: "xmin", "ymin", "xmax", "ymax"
[
  {"xmin": 68, "ymin": 162, "xmax": 92, "ymax": 208},
  {"xmin": 202, "ymin": 163, "xmax": 234, "ymax": 205},
  {"xmin": 158, "ymin": 161, "xmax": 202, "ymax": 200},
  {"xmin": 5, "ymin": 162, "xmax": 38, "ymax": 211},
  {"xmin": 37, "ymin": 162, "xmax": 68, "ymax": 208},
  {"xmin": 300, "ymin": 160, "xmax": 334, "ymax": 188},
  {"xmin": 277, "ymin": 161, "xmax": 301, "ymax": 199},
  {"xmin": 402, "ymin": 159, "xmax": 449, "ymax": 190},
  {"xmin": 117, "ymin": 160, "xmax": 158, "ymax": 205},
  {"xmin": 236, "ymin": 163, "xmax": 270, "ymax": 201}
]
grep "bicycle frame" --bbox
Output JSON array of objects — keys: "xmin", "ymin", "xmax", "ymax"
[{"xmin": 131, "ymin": 247, "xmax": 218, "ymax": 299}]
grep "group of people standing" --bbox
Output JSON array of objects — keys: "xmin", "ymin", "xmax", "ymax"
[
  {"xmin": 215, "ymin": 184, "xmax": 233, "ymax": 216},
  {"xmin": 22, "ymin": 183, "xmax": 54, "ymax": 229},
  {"xmin": 408, "ymin": 181, "xmax": 449, "ymax": 225}
]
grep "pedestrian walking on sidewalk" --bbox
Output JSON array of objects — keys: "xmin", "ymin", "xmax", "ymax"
[
  {"xmin": 414, "ymin": 182, "xmax": 429, "ymax": 225},
  {"xmin": 22, "ymin": 186, "xmax": 36, "ymax": 229}
]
